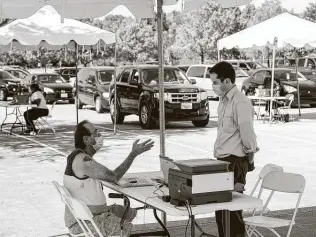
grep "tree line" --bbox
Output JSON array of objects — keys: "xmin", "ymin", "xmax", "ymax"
[{"xmin": 1, "ymin": 0, "xmax": 316, "ymax": 68}]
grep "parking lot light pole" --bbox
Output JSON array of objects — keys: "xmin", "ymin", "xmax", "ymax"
[{"xmin": 114, "ymin": 32, "xmax": 118, "ymax": 135}]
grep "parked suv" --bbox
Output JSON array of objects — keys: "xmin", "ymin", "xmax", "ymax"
[
  {"xmin": 24, "ymin": 73, "xmax": 74, "ymax": 104},
  {"xmin": 109, "ymin": 65, "xmax": 209, "ymax": 129},
  {"xmin": 77, "ymin": 66, "xmax": 115, "ymax": 113},
  {"xmin": 0, "ymin": 69, "xmax": 28, "ymax": 101}
]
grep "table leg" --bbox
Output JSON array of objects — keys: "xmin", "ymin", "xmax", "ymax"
[
  {"xmin": 191, "ymin": 215, "xmax": 195, "ymax": 237},
  {"xmin": 0, "ymin": 107, "xmax": 8, "ymax": 131},
  {"xmin": 224, "ymin": 210, "xmax": 230, "ymax": 237},
  {"xmin": 10, "ymin": 108, "xmax": 19, "ymax": 135}
]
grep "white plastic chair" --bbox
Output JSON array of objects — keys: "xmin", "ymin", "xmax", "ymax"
[
  {"xmin": 245, "ymin": 164, "xmax": 284, "ymax": 217},
  {"xmin": 245, "ymin": 171, "xmax": 306, "ymax": 237},
  {"xmin": 249, "ymin": 164, "xmax": 284, "ymax": 197},
  {"xmin": 52, "ymin": 181, "xmax": 123, "ymax": 237},
  {"xmin": 277, "ymin": 94, "xmax": 295, "ymax": 122},
  {"xmin": 36, "ymin": 101, "xmax": 56, "ymax": 134}
]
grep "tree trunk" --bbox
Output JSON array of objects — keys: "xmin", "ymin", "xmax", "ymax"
[{"xmin": 201, "ymin": 51, "xmax": 204, "ymax": 64}]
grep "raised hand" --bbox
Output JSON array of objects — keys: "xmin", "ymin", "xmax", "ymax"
[{"xmin": 132, "ymin": 139, "xmax": 155, "ymax": 156}]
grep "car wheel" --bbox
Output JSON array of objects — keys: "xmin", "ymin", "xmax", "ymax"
[
  {"xmin": 69, "ymin": 99, "xmax": 75, "ymax": 104},
  {"xmin": 139, "ymin": 100, "xmax": 155, "ymax": 129},
  {"xmin": 95, "ymin": 96, "xmax": 104, "ymax": 113},
  {"xmin": 0, "ymin": 89, "xmax": 8, "ymax": 101},
  {"xmin": 192, "ymin": 115, "xmax": 209, "ymax": 128},
  {"xmin": 110, "ymin": 98, "xmax": 125, "ymax": 124}
]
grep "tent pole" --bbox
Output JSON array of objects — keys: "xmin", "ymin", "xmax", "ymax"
[
  {"xmin": 294, "ymin": 49, "xmax": 301, "ymax": 116},
  {"xmin": 269, "ymin": 38, "xmax": 277, "ymax": 126},
  {"xmin": 157, "ymin": 0, "xmax": 167, "ymax": 226},
  {"xmin": 114, "ymin": 32, "xmax": 118, "ymax": 135},
  {"xmin": 157, "ymin": 0, "xmax": 166, "ymax": 159},
  {"xmin": 75, "ymin": 43, "xmax": 79, "ymax": 125}
]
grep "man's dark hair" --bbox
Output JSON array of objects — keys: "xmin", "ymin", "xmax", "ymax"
[
  {"xmin": 30, "ymin": 83, "xmax": 41, "ymax": 92},
  {"xmin": 74, "ymin": 120, "xmax": 91, "ymax": 149},
  {"xmin": 209, "ymin": 61, "xmax": 236, "ymax": 84}
]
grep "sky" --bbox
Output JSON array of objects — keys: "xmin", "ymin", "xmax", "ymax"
[{"xmin": 98, "ymin": 0, "xmax": 315, "ymax": 20}]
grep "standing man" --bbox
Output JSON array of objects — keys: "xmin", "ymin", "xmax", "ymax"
[
  {"xmin": 209, "ymin": 62, "xmax": 258, "ymax": 237},
  {"xmin": 64, "ymin": 120, "xmax": 154, "ymax": 236}
]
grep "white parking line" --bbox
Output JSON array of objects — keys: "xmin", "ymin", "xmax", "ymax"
[
  {"xmin": 1, "ymin": 129, "xmax": 67, "ymax": 156},
  {"xmin": 95, "ymin": 125, "xmax": 211, "ymax": 153}
]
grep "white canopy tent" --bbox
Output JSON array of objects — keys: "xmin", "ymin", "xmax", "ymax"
[
  {"xmin": 0, "ymin": 0, "xmax": 252, "ymax": 173},
  {"xmin": 0, "ymin": 5, "xmax": 116, "ymax": 125},
  {"xmin": 0, "ymin": 5, "xmax": 115, "ymax": 46},
  {"xmin": 218, "ymin": 12, "xmax": 316, "ymax": 124}
]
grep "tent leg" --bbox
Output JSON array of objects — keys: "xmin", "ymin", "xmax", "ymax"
[
  {"xmin": 294, "ymin": 49, "xmax": 301, "ymax": 116},
  {"xmin": 269, "ymin": 38, "xmax": 277, "ymax": 126},
  {"xmin": 157, "ymin": 0, "xmax": 166, "ymax": 157},
  {"xmin": 76, "ymin": 62, "xmax": 79, "ymax": 125},
  {"xmin": 114, "ymin": 32, "xmax": 118, "ymax": 135}
]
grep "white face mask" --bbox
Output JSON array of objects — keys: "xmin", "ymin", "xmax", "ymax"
[
  {"xmin": 92, "ymin": 136, "xmax": 104, "ymax": 152},
  {"xmin": 212, "ymin": 84, "xmax": 225, "ymax": 97}
]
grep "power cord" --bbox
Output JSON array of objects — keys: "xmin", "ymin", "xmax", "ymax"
[{"xmin": 184, "ymin": 200, "xmax": 192, "ymax": 237}]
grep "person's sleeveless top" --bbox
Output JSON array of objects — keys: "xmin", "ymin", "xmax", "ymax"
[{"xmin": 63, "ymin": 149, "xmax": 108, "ymax": 228}]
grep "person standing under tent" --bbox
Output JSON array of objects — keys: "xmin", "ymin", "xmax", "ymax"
[{"xmin": 209, "ymin": 62, "xmax": 259, "ymax": 237}]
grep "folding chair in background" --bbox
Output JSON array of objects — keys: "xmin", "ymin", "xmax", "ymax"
[
  {"xmin": 245, "ymin": 171, "xmax": 306, "ymax": 237},
  {"xmin": 277, "ymin": 94, "xmax": 295, "ymax": 122},
  {"xmin": 52, "ymin": 181, "xmax": 131, "ymax": 237},
  {"xmin": 36, "ymin": 101, "xmax": 56, "ymax": 134}
]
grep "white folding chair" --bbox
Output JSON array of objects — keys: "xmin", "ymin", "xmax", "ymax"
[
  {"xmin": 245, "ymin": 164, "xmax": 284, "ymax": 217},
  {"xmin": 249, "ymin": 164, "xmax": 284, "ymax": 197},
  {"xmin": 245, "ymin": 171, "xmax": 305, "ymax": 237},
  {"xmin": 36, "ymin": 101, "xmax": 56, "ymax": 134},
  {"xmin": 52, "ymin": 181, "xmax": 122, "ymax": 237},
  {"xmin": 277, "ymin": 94, "xmax": 295, "ymax": 122}
]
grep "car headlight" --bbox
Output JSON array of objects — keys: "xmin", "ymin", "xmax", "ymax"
[
  {"xmin": 199, "ymin": 91, "xmax": 208, "ymax": 101},
  {"xmin": 43, "ymin": 87, "xmax": 54, "ymax": 93},
  {"xmin": 283, "ymin": 85, "xmax": 297, "ymax": 93},
  {"xmin": 154, "ymin": 92, "xmax": 171, "ymax": 101},
  {"xmin": 102, "ymin": 92, "xmax": 109, "ymax": 98}
]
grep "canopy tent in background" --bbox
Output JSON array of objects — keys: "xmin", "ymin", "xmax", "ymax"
[
  {"xmin": 0, "ymin": 0, "xmax": 253, "ymax": 180},
  {"xmin": 218, "ymin": 12, "xmax": 316, "ymax": 124},
  {"xmin": 0, "ymin": 5, "xmax": 115, "ymax": 46},
  {"xmin": 0, "ymin": 5, "xmax": 116, "ymax": 126}
]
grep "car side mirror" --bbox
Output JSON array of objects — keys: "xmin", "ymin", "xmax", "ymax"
[{"xmin": 190, "ymin": 78, "xmax": 197, "ymax": 84}]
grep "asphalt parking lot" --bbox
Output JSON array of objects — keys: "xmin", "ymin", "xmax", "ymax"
[{"xmin": 1, "ymin": 102, "xmax": 316, "ymax": 236}]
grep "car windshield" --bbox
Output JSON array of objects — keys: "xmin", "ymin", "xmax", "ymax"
[
  {"xmin": 142, "ymin": 68, "xmax": 191, "ymax": 85},
  {"xmin": 275, "ymin": 71, "xmax": 307, "ymax": 81},
  {"xmin": 235, "ymin": 67, "xmax": 248, "ymax": 77},
  {"xmin": 37, "ymin": 75, "xmax": 66, "ymax": 83},
  {"xmin": 97, "ymin": 70, "xmax": 115, "ymax": 84},
  {"xmin": 0, "ymin": 71, "xmax": 15, "ymax": 79}
]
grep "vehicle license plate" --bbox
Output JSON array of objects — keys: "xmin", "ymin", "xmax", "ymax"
[
  {"xmin": 61, "ymin": 93, "xmax": 68, "ymax": 98},
  {"xmin": 181, "ymin": 103, "xmax": 192, "ymax": 110}
]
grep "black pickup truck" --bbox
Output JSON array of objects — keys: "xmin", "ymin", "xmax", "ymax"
[{"xmin": 109, "ymin": 65, "xmax": 210, "ymax": 129}]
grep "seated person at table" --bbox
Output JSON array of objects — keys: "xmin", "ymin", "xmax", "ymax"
[
  {"xmin": 23, "ymin": 84, "xmax": 49, "ymax": 134},
  {"xmin": 64, "ymin": 120, "xmax": 154, "ymax": 236}
]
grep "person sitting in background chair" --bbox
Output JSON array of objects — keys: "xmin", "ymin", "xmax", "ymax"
[{"xmin": 23, "ymin": 84, "xmax": 49, "ymax": 134}]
